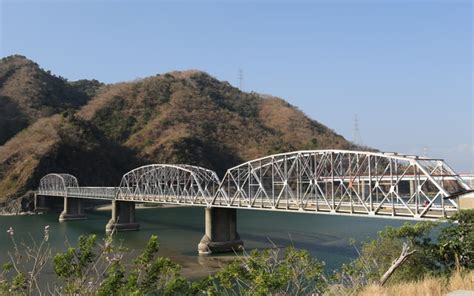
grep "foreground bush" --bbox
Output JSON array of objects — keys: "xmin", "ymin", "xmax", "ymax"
[
  {"xmin": 197, "ymin": 247, "xmax": 327, "ymax": 296},
  {"xmin": 0, "ymin": 231, "xmax": 327, "ymax": 295},
  {"xmin": 54, "ymin": 234, "xmax": 189, "ymax": 295}
]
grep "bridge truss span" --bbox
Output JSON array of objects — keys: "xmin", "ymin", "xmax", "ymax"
[
  {"xmin": 212, "ymin": 150, "xmax": 470, "ymax": 219},
  {"xmin": 117, "ymin": 164, "xmax": 220, "ymax": 205},
  {"xmin": 38, "ymin": 173, "xmax": 79, "ymax": 197}
]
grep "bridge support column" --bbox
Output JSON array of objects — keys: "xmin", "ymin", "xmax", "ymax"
[
  {"xmin": 34, "ymin": 193, "xmax": 49, "ymax": 212},
  {"xmin": 106, "ymin": 201, "xmax": 139, "ymax": 233},
  {"xmin": 198, "ymin": 208, "xmax": 243, "ymax": 255},
  {"xmin": 59, "ymin": 196, "xmax": 86, "ymax": 222}
]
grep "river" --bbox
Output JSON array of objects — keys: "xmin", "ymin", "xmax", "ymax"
[{"xmin": 0, "ymin": 207, "xmax": 406, "ymax": 279}]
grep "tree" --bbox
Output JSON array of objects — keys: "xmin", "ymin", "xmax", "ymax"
[
  {"xmin": 437, "ymin": 209, "xmax": 474, "ymax": 272},
  {"xmin": 336, "ymin": 221, "xmax": 438, "ymax": 290}
]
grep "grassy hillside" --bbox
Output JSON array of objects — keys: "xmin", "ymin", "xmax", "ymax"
[{"xmin": 0, "ymin": 55, "xmax": 357, "ymax": 205}]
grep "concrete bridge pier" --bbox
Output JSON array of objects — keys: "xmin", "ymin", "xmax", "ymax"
[
  {"xmin": 198, "ymin": 208, "xmax": 244, "ymax": 255},
  {"xmin": 34, "ymin": 193, "xmax": 50, "ymax": 212},
  {"xmin": 59, "ymin": 196, "xmax": 86, "ymax": 222},
  {"xmin": 106, "ymin": 200, "xmax": 139, "ymax": 233}
]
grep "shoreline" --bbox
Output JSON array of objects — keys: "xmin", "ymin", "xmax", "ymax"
[{"xmin": 0, "ymin": 210, "xmax": 38, "ymax": 217}]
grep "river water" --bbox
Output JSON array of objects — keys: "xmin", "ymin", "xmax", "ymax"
[{"xmin": 0, "ymin": 207, "xmax": 406, "ymax": 279}]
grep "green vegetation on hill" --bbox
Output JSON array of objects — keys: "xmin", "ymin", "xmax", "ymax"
[{"xmin": 0, "ymin": 55, "xmax": 356, "ymax": 205}]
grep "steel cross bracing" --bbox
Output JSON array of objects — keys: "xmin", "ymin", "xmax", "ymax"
[
  {"xmin": 213, "ymin": 150, "xmax": 470, "ymax": 219},
  {"xmin": 38, "ymin": 173, "xmax": 79, "ymax": 197},
  {"xmin": 36, "ymin": 150, "xmax": 472, "ymax": 220}
]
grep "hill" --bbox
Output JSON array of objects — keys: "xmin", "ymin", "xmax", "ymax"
[
  {"xmin": 0, "ymin": 55, "xmax": 357, "ymax": 207},
  {"xmin": 79, "ymin": 71, "xmax": 353, "ymax": 175},
  {"xmin": 0, "ymin": 55, "xmax": 102, "ymax": 144}
]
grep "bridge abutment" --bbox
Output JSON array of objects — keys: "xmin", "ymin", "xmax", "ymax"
[
  {"xmin": 198, "ymin": 208, "xmax": 243, "ymax": 255},
  {"xmin": 106, "ymin": 200, "xmax": 139, "ymax": 233},
  {"xmin": 59, "ymin": 196, "xmax": 86, "ymax": 222}
]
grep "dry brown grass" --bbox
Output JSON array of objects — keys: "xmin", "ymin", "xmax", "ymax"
[
  {"xmin": 358, "ymin": 271, "xmax": 474, "ymax": 296},
  {"xmin": 79, "ymin": 68, "xmax": 355, "ymax": 167},
  {"xmin": 258, "ymin": 96, "xmax": 353, "ymax": 150}
]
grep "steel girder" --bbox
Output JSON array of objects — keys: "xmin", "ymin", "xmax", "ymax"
[
  {"xmin": 117, "ymin": 164, "xmax": 220, "ymax": 204},
  {"xmin": 212, "ymin": 150, "xmax": 470, "ymax": 219},
  {"xmin": 38, "ymin": 173, "xmax": 79, "ymax": 196}
]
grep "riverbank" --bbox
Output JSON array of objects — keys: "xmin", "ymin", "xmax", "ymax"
[{"xmin": 0, "ymin": 210, "xmax": 36, "ymax": 216}]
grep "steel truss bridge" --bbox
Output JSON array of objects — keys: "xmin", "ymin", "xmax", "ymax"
[{"xmin": 37, "ymin": 150, "xmax": 472, "ymax": 220}]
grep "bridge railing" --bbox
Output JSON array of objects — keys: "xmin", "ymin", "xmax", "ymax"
[
  {"xmin": 37, "ymin": 190, "xmax": 67, "ymax": 197},
  {"xmin": 67, "ymin": 187, "xmax": 117, "ymax": 200}
]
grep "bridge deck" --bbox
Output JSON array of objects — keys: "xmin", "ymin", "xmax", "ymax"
[{"xmin": 37, "ymin": 187, "xmax": 458, "ymax": 220}]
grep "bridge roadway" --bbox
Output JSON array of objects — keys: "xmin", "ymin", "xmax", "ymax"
[{"xmin": 35, "ymin": 150, "xmax": 472, "ymax": 254}]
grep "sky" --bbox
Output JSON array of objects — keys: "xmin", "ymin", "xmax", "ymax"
[{"xmin": 1, "ymin": 0, "xmax": 472, "ymax": 172}]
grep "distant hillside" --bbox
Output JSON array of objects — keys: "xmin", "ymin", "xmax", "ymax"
[
  {"xmin": 0, "ymin": 114, "xmax": 140, "ymax": 206},
  {"xmin": 0, "ymin": 55, "xmax": 102, "ymax": 144},
  {"xmin": 0, "ymin": 55, "xmax": 358, "ymax": 206}
]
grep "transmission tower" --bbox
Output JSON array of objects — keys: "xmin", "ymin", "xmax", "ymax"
[
  {"xmin": 422, "ymin": 147, "xmax": 429, "ymax": 157},
  {"xmin": 238, "ymin": 68, "xmax": 243, "ymax": 90},
  {"xmin": 353, "ymin": 114, "xmax": 363, "ymax": 146}
]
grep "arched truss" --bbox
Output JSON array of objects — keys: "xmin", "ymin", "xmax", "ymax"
[
  {"xmin": 212, "ymin": 150, "xmax": 470, "ymax": 219},
  {"xmin": 117, "ymin": 164, "xmax": 220, "ymax": 204},
  {"xmin": 38, "ymin": 173, "xmax": 79, "ymax": 196}
]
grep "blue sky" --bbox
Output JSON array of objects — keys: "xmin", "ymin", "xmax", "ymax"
[{"xmin": 1, "ymin": 0, "xmax": 472, "ymax": 172}]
